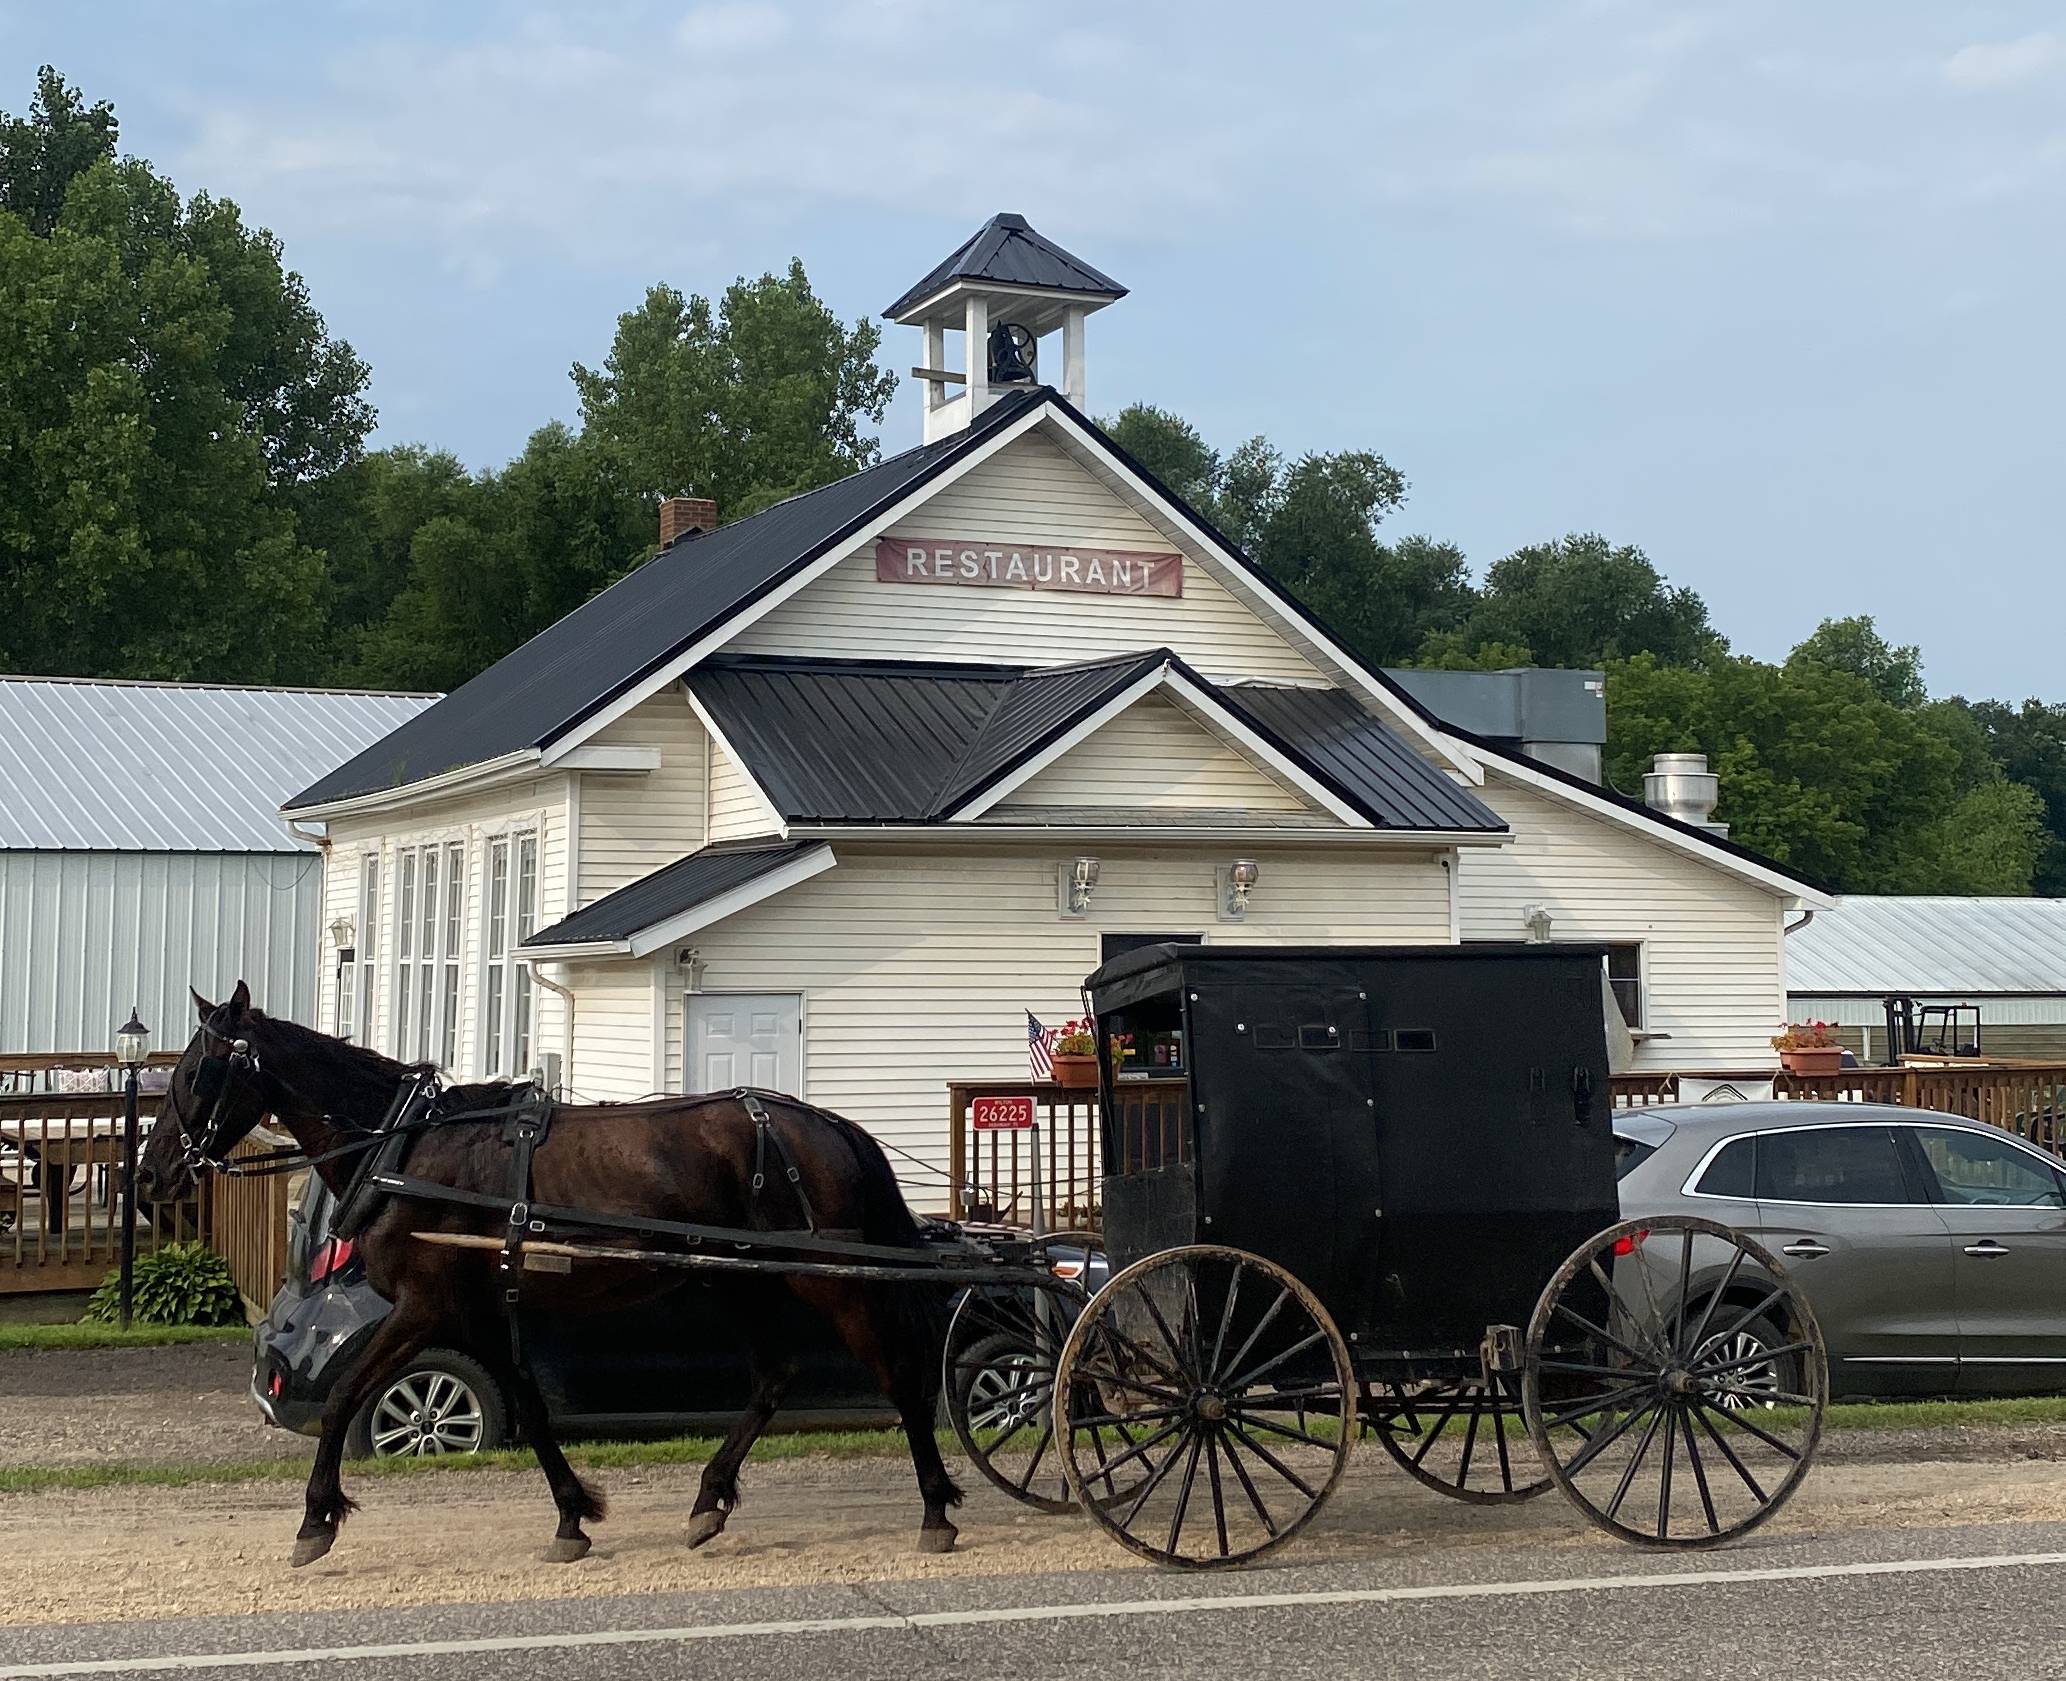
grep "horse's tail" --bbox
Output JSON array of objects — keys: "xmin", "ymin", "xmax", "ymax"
[{"xmin": 823, "ymin": 1110, "xmax": 924, "ymax": 1249}]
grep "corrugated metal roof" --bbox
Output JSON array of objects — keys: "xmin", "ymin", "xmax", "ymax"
[
  {"xmin": 286, "ymin": 390, "xmax": 1045, "ymax": 811},
  {"xmin": 523, "ymin": 842, "xmax": 815, "ymax": 948},
  {"xmin": 0, "ymin": 678, "xmax": 436, "ymax": 853},
  {"xmin": 883, "ymin": 213, "xmax": 1128, "ymax": 320},
  {"xmin": 1787, "ymin": 896, "xmax": 2066, "ymax": 995},
  {"xmin": 689, "ymin": 653, "xmax": 1507, "ymax": 832}
]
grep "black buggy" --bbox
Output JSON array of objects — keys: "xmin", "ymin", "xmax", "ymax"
[{"xmin": 956, "ymin": 943, "xmax": 1829, "ymax": 1569}]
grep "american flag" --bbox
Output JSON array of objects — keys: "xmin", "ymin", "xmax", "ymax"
[{"xmin": 1027, "ymin": 1011, "xmax": 1060, "ymax": 1081}]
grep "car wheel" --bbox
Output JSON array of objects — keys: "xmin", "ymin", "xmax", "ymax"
[
  {"xmin": 1693, "ymin": 1311, "xmax": 1798, "ymax": 1413},
  {"xmin": 345, "ymin": 1350, "xmax": 508, "ymax": 1459}
]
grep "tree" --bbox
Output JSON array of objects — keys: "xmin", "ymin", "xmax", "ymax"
[
  {"xmin": 1607, "ymin": 651, "xmax": 2046, "ymax": 894},
  {"xmin": 0, "ymin": 67, "xmax": 371, "ymax": 682},
  {"xmin": 1958, "ymin": 698, "xmax": 2066, "ymax": 895},
  {"xmin": 1452, "ymin": 534, "xmax": 1717, "ymax": 670},
  {"xmin": 1786, "ymin": 616, "xmax": 1927, "ymax": 709},
  {"xmin": 573, "ymin": 261, "xmax": 897, "ymax": 521},
  {"xmin": 345, "ymin": 425, "xmax": 651, "ymax": 692}
]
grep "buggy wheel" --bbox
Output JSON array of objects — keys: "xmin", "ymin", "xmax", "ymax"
[
  {"xmin": 1369, "ymin": 1377, "xmax": 1551, "ymax": 1504},
  {"xmin": 1053, "ymin": 1244, "xmax": 1354, "ymax": 1570},
  {"xmin": 1521, "ymin": 1215, "xmax": 1827, "ymax": 1550},
  {"xmin": 944, "ymin": 1234, "xmax": 1104, "ymax": 1513}
]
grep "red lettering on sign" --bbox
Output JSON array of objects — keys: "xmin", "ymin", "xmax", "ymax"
[{"xmin": 971, "ymin": 1096, "xmax": 1037, "ymax": 1131}]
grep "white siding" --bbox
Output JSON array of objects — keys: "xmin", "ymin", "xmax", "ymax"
[
  {"xmin": 1007, "ymin": 695, "xmax": 1313, "ymax": 813},
  {"xmin": 565, "ymin": 959, "xmax": 658, "ymax": 1104},
  {"xmin": 707, "ymin": 740, "xmax": 783, "ymax": 843},
  {"xmin": 579, "ymin": 693, "xmax": 707, "ymax": 904},
  {"xmin": 1457, "ymin": 776, "xmax": 1785, "ymax": 1070},
  {"xmin": 317, "ymin": 776, "xmax": 569, "ymax": 1078},
  {"xmin": 0, "ymin": 850, "xmax": 321, "ymax": 1054},
  {"xmin": 725, "ymin": 432, "xmax": 1324, "ymax": 682},
  {"xmin": 657, "ymin": 842, "xmax": 1451, "ymax": 1200}
]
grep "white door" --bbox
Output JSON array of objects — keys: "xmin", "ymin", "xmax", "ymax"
[{"xmin": 686, "ymin": 993, "xmax": 802, "ymax": 1096}]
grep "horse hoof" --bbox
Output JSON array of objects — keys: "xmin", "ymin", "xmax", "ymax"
[
  {"xmin": 685, "ymin": 1510, "xmax": 727, "ymax": 1550},
  {"xmin": 290, "ymin": 1532, "xmax": 335, "ymax": 1569},
  {"xmin": 918, "ymin": 1525, "xmax": 957, "ymax": 1555},
  {"xmin": 543, "ymin": 1535, "xmax": 591, "ymax": 1564}
]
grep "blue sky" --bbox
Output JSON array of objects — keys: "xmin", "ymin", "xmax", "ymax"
[{"xmin": 6, "ymin": 1, "xmax": 2063, "ymax": 700}]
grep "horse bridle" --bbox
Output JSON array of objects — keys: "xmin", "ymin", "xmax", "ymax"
[{"xmin": 165, "ymin": 1020, "xmax": 265, "ymax": 1176}]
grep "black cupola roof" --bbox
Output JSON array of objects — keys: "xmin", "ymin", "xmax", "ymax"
[{"xmin": 883, "ymin": 213, "xmax": 1127, "ymax": 321}]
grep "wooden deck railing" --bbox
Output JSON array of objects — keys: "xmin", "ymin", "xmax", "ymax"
[
  {"xmin": 0, "ymin": 1078, "xmax": 201, "ymax": 1292},
  {"xmin": 207, "ymin": 1133, "xmax": 299, "ymax": 1310}
]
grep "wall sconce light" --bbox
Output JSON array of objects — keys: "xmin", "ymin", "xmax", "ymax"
[
  {"xmin": 1522, "ymin": 903, "xmax": 1554, "ymax": 944},
  {"xmin": 329, "ymin": 915, "xmax": 355, "ymax": 953},
  {"xmin": 1218, "ymin": 859, "xmax": 1261, "ymax": 921},
  {"xmin": 1060, "ymin": 856, "xmax": 1102, "ymax": 917}
]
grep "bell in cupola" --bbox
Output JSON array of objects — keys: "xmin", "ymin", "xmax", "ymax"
[
  {"xmin": 883, "ymin": 212, "xmax": 1129, "ymax": 442},
  {"xmin": 987, "ymin": 322, "xmax": 1038, "ymax": 385}
]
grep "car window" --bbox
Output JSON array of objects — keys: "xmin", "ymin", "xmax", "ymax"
[
  {"xmin": 1913, "ymin": 1127, "xmax": 2066, "ymax": 1208},
  {"xmin": 1693, "ymin": 1136, "xmax": 1755, "ymax": 1198},
  {"xmin": 1615, "ymin": 1136, "xmax": 1657, "ymax": 1180},
  {"xmin": 1754, "ymin": 1126, "xmax": 1914, "ymax": 1204}
]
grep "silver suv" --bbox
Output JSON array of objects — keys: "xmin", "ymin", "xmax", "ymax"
[{"xmin": 1616, "ymin": 1101, "xmax": 2066, "ymax": 1399}]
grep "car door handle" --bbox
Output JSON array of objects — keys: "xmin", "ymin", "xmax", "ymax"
[
  {"xmin": 1780, "ymin": 1240, "xmax": 1830, "ymax": 1259},
  {"xmin": 1964, "ymin": 1240, "xmax": 2011, "ymax": 1258}
]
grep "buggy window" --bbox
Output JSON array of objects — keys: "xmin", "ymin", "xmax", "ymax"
[{"xmin": 1754, "ymin": 1127, "xmax": 1913, "ymax": 1205}]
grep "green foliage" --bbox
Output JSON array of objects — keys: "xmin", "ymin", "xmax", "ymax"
[
  {"xmin": 1787, "ymin": 616, "xmax": 1927, "ymax": 709},
  {"xmin": 1606, "ymin": 648, "xmax": 2046, "ymax": 894},
  {"xmin": 1451, "ymin": 534, "xmax": 1718, "ymax": 670},
  {"xmin": 0, "ymin": 66, "xmax": 371, "ymax": 683},
  {"xmin": 84, "ymin": 1242, "xmax": 243, "ymax": 1327},
  {"xmin": 1956, "ymin": 698, "xmax": 2066, "ymax": 896},
  {"xmin": 573, "ymin": 260, "xmax": 897, "ymax": 516}
]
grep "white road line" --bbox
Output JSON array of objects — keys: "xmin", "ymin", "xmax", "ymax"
[{"xmin": 8, "ymin": 1549, "xmax": 2066, "ymax": 1677}]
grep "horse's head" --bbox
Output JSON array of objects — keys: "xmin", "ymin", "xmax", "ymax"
[{"xmin": 138, "ymin": 981, "xmax": 270, "ymax": 1202}]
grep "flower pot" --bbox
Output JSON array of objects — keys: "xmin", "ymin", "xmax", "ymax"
[
  {"xmin": 1051, "ymin": 1053, "xmax": 1098, "ymax": 1091},
  {"xmin": 1780, "ymin": 1046, "xmax": 1844, "ymax": 1076}
]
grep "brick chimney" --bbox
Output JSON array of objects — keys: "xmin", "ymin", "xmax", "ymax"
[{"xmin": 659, "ymin": 495, "xmax": 719, "ymax": 545}]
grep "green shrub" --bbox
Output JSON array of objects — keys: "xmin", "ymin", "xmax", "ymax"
[{"xmin": 84, "ymin": 1242, "xmax": 243, "ymax": 1327}]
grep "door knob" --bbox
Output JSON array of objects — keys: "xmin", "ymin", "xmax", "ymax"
[
  {"xmin": 1964, "ymin": 1240, "xmax": 2011, "ymax": 1258},
  {"xmin": 1780, "ymin": 1240, "xmax": 1830, "ymax": 1259}
]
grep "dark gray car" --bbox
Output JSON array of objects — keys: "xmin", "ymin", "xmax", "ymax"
[{"xmin": 1616, "ymin": 1101, "xmax": 2066, "ymax": 1397}]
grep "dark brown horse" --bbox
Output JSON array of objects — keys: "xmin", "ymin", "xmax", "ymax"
[{"xmin": 138, "ymin": 982, "xmax": 961, "ymax": 1566}]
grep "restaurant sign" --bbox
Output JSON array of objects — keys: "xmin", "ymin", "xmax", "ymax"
[{"xmin": 875, "ymin": 536, "xmax": 1183, "ymax": 598}]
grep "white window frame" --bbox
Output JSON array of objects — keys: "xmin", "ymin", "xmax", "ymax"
[
  {"xmin": 389, "ymin": 837, "xmax": 467, "ymax": 1069},
  {"xmin": 352, "ymin": 852, "xmax": 381, "ymax": 1045},
  {"xmin": 479, "ymin": 827, "xmax": 541, "ymax": 1078}
]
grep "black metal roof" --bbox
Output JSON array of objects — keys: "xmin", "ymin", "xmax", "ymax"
[
  {"xmin": 883, "ymin": 214, "xmax": 1127, "ymax": 320},
  {"xmin": 284, "ymin": 391, "xmax": 1046, "ymax": 810},
  {"xmin": 522, "ymin": 841, "xmax": 817, "ymax": 949},
  {"xmin": 689, "ymin": 652, "xmax": 1506, "ymax": 832}
]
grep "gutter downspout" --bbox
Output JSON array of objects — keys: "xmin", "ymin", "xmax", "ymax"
[
  {"xmin": 530, "ymin": 965, "xmax": 576, "ymax": 1098},
  {"xmin": 1783, "ymin": 907, "xmax": 1816, "ymax": 937}
]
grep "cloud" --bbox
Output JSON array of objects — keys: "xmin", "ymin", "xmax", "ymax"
[
  {"xmin": 675, "ymin": 3, "xmax": 790, "ymax": 54},
  {"xmin": 1944, "ymin": 31, "xmax": 2066, "ymax": 90}
]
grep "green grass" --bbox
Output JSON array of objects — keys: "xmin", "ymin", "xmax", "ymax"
[
  {"xmin": 0, "ymin": 1323, "xmax": 248, "ymax": 1352},
  {"xmin": 5, "ymin": 1393, "xmax": 2066, "ymax": 1497}
]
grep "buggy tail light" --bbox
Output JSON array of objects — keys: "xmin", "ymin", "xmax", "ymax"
[
  {"xmin": 309, "ymin": 1236, "xmax": 356, "ymax": 1284},
  {"xmin": 1050, "ymin": 1258, "xmax": 1086, "ymax": 1280},
  {"xmin": 1610, "ymin": 1229, "xmax": 1650, "ymax": 1258}
]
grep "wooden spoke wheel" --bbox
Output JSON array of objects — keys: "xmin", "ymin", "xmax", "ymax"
[
  {"xmin": 1368, "ymin": 1376, "xmax": 1551, "ymax": 1504},
  {"xmin": 944, "ymin": 1232, "xmax": 1105, "ymax": 1513},
  {"xmin": 1521, "ymin": 1214, "xmax": 1827, "ymax": 1550},
  {"xmin": 1053, "ymin": 1244, "xmax": 1354, "ymax": 1569}
]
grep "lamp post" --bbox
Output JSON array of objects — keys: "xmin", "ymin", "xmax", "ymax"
[{"xmin": 114, "ymin": 1008, "xmax": 150, "ymax": 1332}]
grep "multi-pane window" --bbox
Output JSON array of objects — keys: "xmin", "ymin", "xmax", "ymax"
[
  {"xmin": 1604, "ymin": 944, "xmax": 1643, "ymax": 1029},
  {"xmin": 357, "ymin": 855, "xmax": 380, "ymax": 1045},
  {"xmin": 392, "ymin": 842, "xmax": 465, "ymax": 1068},
  {"xmin": 482, "ymin": 832, "xmax": 539, "ymax": 1077}
]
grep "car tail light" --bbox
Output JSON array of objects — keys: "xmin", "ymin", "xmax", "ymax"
[
  {"xmin": 309, "ymin": 1236, "xmax": 356, "ymax": 1283},
  {"xmin": 268, "ymin": 1370, "xmax": 284, "ymax": 1399},
  {"xmin": 1610, "ymin": 1229, "xmax": 1650, "ymax": 1258}
]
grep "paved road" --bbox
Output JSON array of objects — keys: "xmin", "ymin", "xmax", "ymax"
[{"xmin": 8, "ymin": 1515, "xmax": 2066, "ymax": 1680}]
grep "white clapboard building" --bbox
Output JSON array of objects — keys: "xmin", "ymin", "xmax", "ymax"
[{"xmin": 281, "ymin": 215, "xmax": 1829, "ymax": 1185}]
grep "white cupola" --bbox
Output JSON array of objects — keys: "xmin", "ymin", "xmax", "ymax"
[{"xmin": 884, "ymin": 213, "xmax": 1127, "ymax": 442}]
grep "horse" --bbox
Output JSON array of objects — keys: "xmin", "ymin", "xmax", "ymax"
[{"xmin": 137, "ymin": 981, "xmax": 962, "ymax": 1567}]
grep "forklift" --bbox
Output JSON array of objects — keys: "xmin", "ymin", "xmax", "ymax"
[{"xmin": 1880, "ymin": 996, "xmax": 1984, "ymax": 1063}]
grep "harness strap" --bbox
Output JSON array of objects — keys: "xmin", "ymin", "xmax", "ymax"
[
  {"xmin": 496, "ymin": 1091, "xmax": 553, "ymax": 1373},
  {"xmin": 743, "ymin": 1090, "xmax": 818, "ymax": 1235}
]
